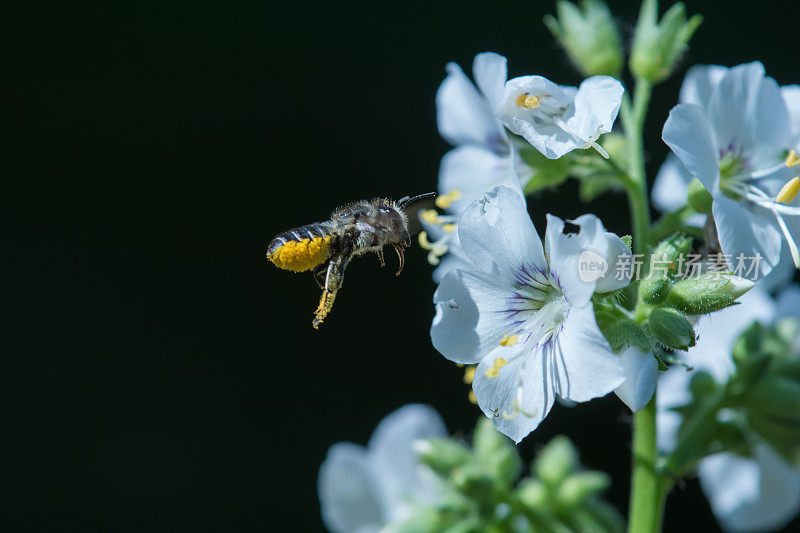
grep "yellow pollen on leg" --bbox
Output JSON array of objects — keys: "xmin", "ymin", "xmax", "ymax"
[
  {"xmin": 499, "ymin": 334, "xmax": 518, "ymax": 347},
  {"xmin": 786, "ymin": 149, "xmax": 800, "ymax": 168},
  {"xmin": 435, "ymin": 189, "xmax": 462, "ymax": 209},
  {"xmin": 515, "ymin": 93, "xmax": 550, "ymax": 109},
  {"xmin": 777, "ymin": 177, "xmax": 800, "ymax": 204}
]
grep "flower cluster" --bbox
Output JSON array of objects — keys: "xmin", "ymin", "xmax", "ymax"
[{"xmin": 315, "ymin": 1, "xmax": 800, "ymax": 532}]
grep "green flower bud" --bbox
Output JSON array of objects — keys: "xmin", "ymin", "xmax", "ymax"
[
  {"xmin": 516, "ymin": 479, "xmax": 549, "ymax": 511},
  {"xmin": 648, "ymin": 307, "xmax": 696, "ymax": 350},
  {"xmin": 534, "ymin": 436, "xmax": 578, "ymax": 486},
  {"xmin": 649, "ymin": 233, "xmax": 693, "ymax": 276},
  {"xmin": 666, "ymin": 274, "xmax": 754, "ymax": 314},
  {"xmin": 639, "ymin": 277, "xmax": 670, "ymax": 305},
  {"xmin": 556, "ymin": 472, "xmax": 611, "ymax": 508},
  {"xmin": 452, "ymin": 463, "xmax": 495, "ymax": 501},
  {"xmin": 630, "ymin": 0, "xmax": 703, "ymax": 83},
  {"xmin": 414, "ymin": 438, "xmax": 472, "ymax": 477},
  {"xmin": 751, "ymin": 376, "xmax": 800, "ymax": 419},
  {"xmin": 687, "ymin": 178, "xmax": 713, "ymax": 214},
  {"xmin": 544, "ymin": 0, "xmax": 623, "ymax": 77}
]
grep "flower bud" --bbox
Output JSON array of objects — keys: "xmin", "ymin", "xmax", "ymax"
[
  {"xmin": 534, "ymin": 436, "xmax": 578, "ymax": 486},
  {"xmin": 687, "ymin": 178, "xmax": 713, "ymax": 214},
  {"xmin": 414, "ymin": 438, "xmax": 472, "ymax": 477},
  {"xmin": 689, "ymin": 371, "xmax": 717, "ymax": 398},
  {"xmin": 516, "ymin": 479, "xmax": 549, "ymax": 511},
  {"xmin": 648, "ymin": 306, "xmax": 696, "ymax": 350},
  {"xmin": 630, "ymin": 0, "xmax": 703, "ymax": 83},
  {"xmin": 650, "ymin": 233, "xmax": 693, "ymax": 275},
  {"xmin": 544, "ymin": 0, "xmax": 624, "ymax": 77},
  {"xmin": 666, "ymin": 274, "xmax": 753, "ymax": 314},
  {"xmin": 473, "ymin": 419, "xmax": 521, "ymax": 486},
  {"xmin": 556, "ymin": 472, "xmax": 611, "ymax": 507},
  {"xmin": 452, "ymin": 463, "xmax": 495, "ymax": 501},
  {"xmin": 639, "ymin": 277, "xmax": 670, "ymax": 305}
]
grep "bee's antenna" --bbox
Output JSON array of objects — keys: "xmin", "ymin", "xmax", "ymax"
[{"xmin": 397, "ymin": 192, "xmax": 436, "ymax": 208}]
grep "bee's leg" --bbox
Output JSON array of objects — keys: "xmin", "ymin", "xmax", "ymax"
[
  {"xmin": 312, "ymin": 264, "xmax": 327, "ymax": 289},
  {"xmin": 312, "ymin": 254, "xmax": 351, "ymax": 329},
  {"xmin": 393, "ymin": 243, "xmax": 406, "ymax": 276},
  {"xmin": 376, "ymin": 248, "xmax": 386, "ymax": 268}
]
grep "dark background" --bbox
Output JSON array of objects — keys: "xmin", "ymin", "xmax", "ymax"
[{"xmin": 3, "ymin": 0, "xmax": 799, "ymax": 531}]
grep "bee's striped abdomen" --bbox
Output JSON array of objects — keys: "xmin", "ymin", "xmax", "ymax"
[{"xmin": 267, "ymin": 223, "xmax": 334, "ymax": 272}]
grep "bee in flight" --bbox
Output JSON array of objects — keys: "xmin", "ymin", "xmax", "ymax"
[{"xmin": 266, "ymin": 192, "xmax": 436, "ymax": 328}]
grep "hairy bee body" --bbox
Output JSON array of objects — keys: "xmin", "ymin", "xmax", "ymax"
[{"xmin": 266, "ymin": 193, "xmax": 435, "ymax": 328}]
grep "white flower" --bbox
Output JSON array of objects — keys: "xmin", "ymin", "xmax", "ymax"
[
  {"xmin": 658, "ymin": 287, "xmax": 800, "ymax": 532},
  {"xmin": 425, "ymin": 52, "xmax": 532, "ymax": 282},
  {"xmin": 662, "ymin": 62, "xmax": 800, "ymax": 279},
  {"xmin": 614, "ymin": 346, "xmax": 658, "ymax": 412},
  {"xmin": 437, "ymin": 52, "xmax": 509, "ymax": 155},
  {"xmin": 430, "ymin": 186, "xmax": 629, "ymax": 442},
  {"xmin": 318, "ymin": 404, "xmax": 446, "ymax": 533},
  {"xmin": 495, "ymin": 75, "xmax": 624, "ymax": 159}
]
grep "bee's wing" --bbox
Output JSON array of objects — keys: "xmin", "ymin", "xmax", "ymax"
[{"xmin": 398, "ymin": 192, "xmax": 436, "ymax": 236}]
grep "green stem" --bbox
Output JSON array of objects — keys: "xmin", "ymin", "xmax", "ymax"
[
  {"xmin": 628, "ymin": 397, "xmax": 663, "ymax": 533},
  {"xmin": 622, "ymin": 78, "xmax": 663, "ymax": 533},
  {"xmin": 649, "ymin": 204, "xmax": 697, "ymax": 244}
]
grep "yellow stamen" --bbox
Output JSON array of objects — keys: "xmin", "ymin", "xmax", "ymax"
[
  {"xmin": 419, "ymin": 209, "xmax": 440, "ymax": 225},
  {"xmin": 418, "ymin": 231, "xmax": 434, "ymax": 250},
  {"xmin": 515, "ymin": 93, "xmax": 550, "ymax": 109},
  {"xmin": 435, "ymin": 189, "xmax": 462, "ymax": 209},
  {"xmin": 468, "ymin": 390, "xmax": 477, "ymax": 404},
  {"xmin": 776, "ymin": 177, "xmax": 800, "ymax": 204},
  {"xmin": 484, "ymin": 357, "xmax": 507, "ymax": 379},
  {"xmin": 442, "ymin": 223, "xmax": 456, "ymax": 233},
  {"xmin": 786, "ymin": 149, "xmax": 800, "ymax": 168},
  {"xmin": 463, "ymin": 365, "xmax": 476, "ymax": 385},
  {"xmin": 499, "ymin": 334, "xmax": 518, "ymax": 347}
]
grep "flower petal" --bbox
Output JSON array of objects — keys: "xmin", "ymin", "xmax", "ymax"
[
  {"xmin": 436, "ymin": 62, "xmax": 507, "ymax": 152},
  {"xmin": 708, "ymin": 62, "xmax": 765, "ymax": 152},
  {"xmin": 431, "ymin": 269, "xmax": 515, "ymax": 364},
  {"xmin": 496, "ymin": 76, "xmax": 580, "ymax": 159},
  {"xmin": 318, "ymin": 443, "xmax": 385, "ymax": 533},
  {"xmin": 652, "ymin": 153, "xmax": 693, "ymax": 212},
  {"xmin": 472, "ymin": 52, "xmax": 507, "ymax": 109},
  {"xmin": 662, "ymin": 103, "xmax": 720, "ymax": 191},
  {"xmin": 458, "ymin": 186, "xmax": 546, "ymax": 276},
  {"xmin": 595, "ymin": 231, "xmax": 633, "ymax": 294},
  {"xmin": 781, "ymin": 84, "xmax": 800, "ymax": 136},
  {"xmin": 712, "ymin": 193, "xmax": 782, "ymax": 279},
  {"xmin": 548, "ymin": 304, "xmax": 625, "ymax": 402},
  {"xmin": 565, "ymin": 75, "xmax": 624, "ymax": 140},
  {"xmin": 776, "ymin": 283, "xmax": 800, "ymax": 320},
  {"xmin": 699, "ymin": 444, "xmax": 800, "ymax": 533},
  {"xmin": 545, "ymin": 213, "xmax": 608, "ymax": 307},
  {"xmin": 614, "ymin": 346, "xmax": 658, "ymax": 412},
  {"xmin": 368, "ymin": 405, "xmax": 446, "ymax": 514},
  {"xmin": 438, "ymin": 146, "xmax": 521, "ymax": 215},
  {"xmin": 472, "ymin": 342, "xmax": 554, "ymax": 443},
  {"xmin": 678, "ymin": 64, "xmax": 728, "ymax": 106}
]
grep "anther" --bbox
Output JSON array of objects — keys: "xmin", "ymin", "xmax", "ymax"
[
  {"xmin": 499, "ymin": 334, "xmax": 518, "ymax": 347},
  {"xmin": 435, "ymin": 189, "xmax": 462, "ymax": 210},
  {"xmin": 515, "ymin": 93, "xmax": 549, "ymax": 110},
  {"xmin": 776, "ymin": 177, "xmax": 800, "ymax": 204},
  {"xmin": 786, "ymin": 149, "xmax": 800, "ymax": 168}
]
